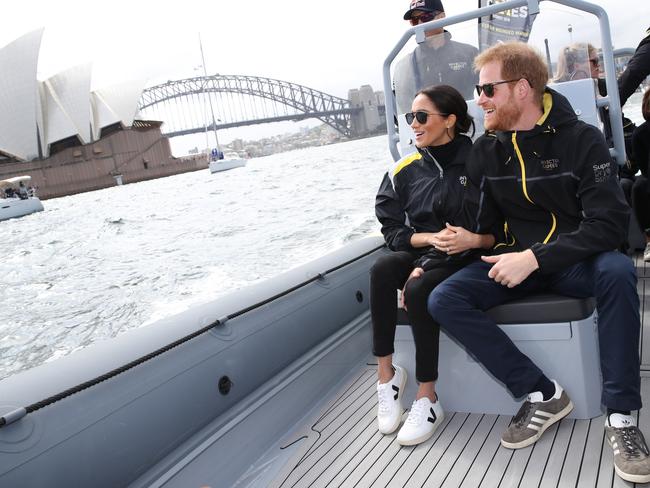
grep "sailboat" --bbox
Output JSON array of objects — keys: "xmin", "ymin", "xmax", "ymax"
[{"xmin": 196, "ymin": 33, "xmax": 247, "ymax": 174}]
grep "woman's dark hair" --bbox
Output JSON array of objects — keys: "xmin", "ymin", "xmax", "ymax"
[
  {"xmin": 416, "ymin": 84, "xmax": 475, "ymax": 137},
  {"xmin": 643, "ymin": 88, "xmax": 650, "ymax": 122}
]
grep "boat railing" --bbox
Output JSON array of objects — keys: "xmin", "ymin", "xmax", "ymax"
[{"xmin": 382, "ymin": 0, "xmax": 627, "ymax": 166}]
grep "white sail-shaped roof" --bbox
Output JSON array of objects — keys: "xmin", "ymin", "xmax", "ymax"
[
  {"xmin": 91, "ymin": 79, "xmax": 147, "ymax": 139},
  {"xmin": 0, "ymin": 29, "xmax": 44, "ymax": 160},
  {"xmin": 44, "ymin": 64, "xmax": 93, "ymax": 147},
  {"xmin": 90, "ymin": 91, "xmax": 121, "ymax": 140}
]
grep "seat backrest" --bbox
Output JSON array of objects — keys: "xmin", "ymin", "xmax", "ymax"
[{"xmin": 397, "ymin": 78, "xmax": 601, "ymax": 156}]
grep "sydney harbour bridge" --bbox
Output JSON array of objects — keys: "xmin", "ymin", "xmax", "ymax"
[{"xmin": 137, "ymin": 74, "xmax": 385, "ymax": 139}]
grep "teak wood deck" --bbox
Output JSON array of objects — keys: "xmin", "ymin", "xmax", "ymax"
[{"xmin": 267, "ymin": 254, "xmax": 650, "ymax": 488}]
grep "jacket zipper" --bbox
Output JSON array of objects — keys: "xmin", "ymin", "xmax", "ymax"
[
  {"xmin": 425, "ymin": 148, "xmax": 444, "ymax": 206},
  {"xmin": 511, "ymin": 133, "xmax": 557, "ymax": 244}
]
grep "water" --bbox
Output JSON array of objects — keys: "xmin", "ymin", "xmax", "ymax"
[{"xmin": 0, "ymin": 136, "xmax": 389, "ymax": 380}]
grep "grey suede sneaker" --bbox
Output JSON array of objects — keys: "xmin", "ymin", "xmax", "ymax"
[
  {"xmin": 501, "ymin": 380, "xmax": 573, "ymax": 449},
  {"xmin": 606, "ymin": 414, "xmax": 650, "ymax": 483}
]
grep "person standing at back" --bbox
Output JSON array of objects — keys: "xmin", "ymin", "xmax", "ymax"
[
  {"xmin": 619, "ymin": 26, "xmax": 650, "ymax": 108},
  {"xmin": 393, "ymin": 0, "xmax": 478, "ymax": 114},
  {"xmin": 631, "ymin": 89, "xmax": 650, "ymax": 260},
  {"xmin": 426, "ymin": 41, "xmax": 650, "ymax": 484}
]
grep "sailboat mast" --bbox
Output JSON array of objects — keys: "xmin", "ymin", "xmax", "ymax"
[{"xmin": 199, "ymin": 33, "xmax": 221, "ymax": 157}]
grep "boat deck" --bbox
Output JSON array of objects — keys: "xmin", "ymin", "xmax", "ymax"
[{"xmin": 266, "ymin": 255, "xmax": 650, "ymax": 488}]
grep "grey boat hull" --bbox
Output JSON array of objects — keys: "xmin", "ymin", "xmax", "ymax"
[{"xmin": 0, "ymin": 236, "xmax": 383, "ymax": 487}]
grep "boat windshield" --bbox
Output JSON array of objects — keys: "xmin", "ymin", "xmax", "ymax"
[{"xmin": 388, "ymin": 0, "xmax": 627, "ymax": 163}]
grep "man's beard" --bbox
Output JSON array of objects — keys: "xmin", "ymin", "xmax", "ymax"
[{"xmin": 485, "ymin": 93, "xmax": 523, "ymax": 131}]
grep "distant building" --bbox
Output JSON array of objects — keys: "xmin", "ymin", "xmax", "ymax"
[
  {"xmin": 0, "ymin": 29, "xmax": 202, "ymax": 197},
  {"xmin": 0, "ymin": 29, "xmax": 147, "ymax": 162},
  {"xmin": 348, "ymin": 84, "xmax": 385, "ymax": 136}
]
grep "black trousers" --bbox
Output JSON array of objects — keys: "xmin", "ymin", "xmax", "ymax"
[
  {"xmin": 632, "ymin": 175, "xmax": 650, "ymax": 235},
  {"xmin": 370, "ymin": 251, "xmax": 465, "ymax": 382}
]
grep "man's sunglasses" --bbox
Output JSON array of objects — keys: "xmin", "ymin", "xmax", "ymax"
[
  {"xmin": 589, "ymin": 58, "xmax": 600, "ymax": 67},
  {"xmin": 405, "ymin": 111, "xmax": 447, "ymax": 125},
  {"xmin": 409, "ymin": 11, "xmax": 437, "ymax": 26},
  {"xmin": 475, "ymin": 79, "xmax": 525, "ymax": 98}
]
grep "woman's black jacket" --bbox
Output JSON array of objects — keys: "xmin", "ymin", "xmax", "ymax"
[{"xmin": 375, "ymin": 135, "xmax": 478, "ymax": 270}]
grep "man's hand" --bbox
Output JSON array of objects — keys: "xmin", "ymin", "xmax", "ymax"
[
  {"xmin": 400, "ymin": 267, "xmax": 424, "ymax": 310},
  {"xmin": 481, "ymin": 250, "xmax": 539, "ymax": 288}
]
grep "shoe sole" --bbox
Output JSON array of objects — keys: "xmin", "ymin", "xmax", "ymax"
[
  {"xmin": 500, "ymin": 400, "xmax": 574, "ymax": 449},
  {"xmin": 378, "ymin": 366, "xmax": 407, "ymax": 435},
  {"xmin": 397, "ymin": 412, "xmax": 445, "ymax": 446},
  {"xmin": 607, "ymin": 436, "xmax": 650, "ymax": 483},
  {"xmin": 612, "ymin": 464, "xmax": 650, "ymax": 484}
]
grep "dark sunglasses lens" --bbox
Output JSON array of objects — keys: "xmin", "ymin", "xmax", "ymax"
[
  {"xmin": 476, "ymin": 83, "xmax": 494, "ymax": 97},
  {"xmin": 415, "ymin": 111, "xmax": 429, "ymax": 124},
  {"xmin": 410, "ymin": 11, "xmax": 435, "ymax": 25},
  {"xmin": 405, "ymin": 112, "xmax": 429, "ymax": 124}
]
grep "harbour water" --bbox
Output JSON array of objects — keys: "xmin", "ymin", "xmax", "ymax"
[
  {"xmin": 0, "ymin": 136, "xmax": 389, "ymax": 380},
  {"xmin": 1, "ymin": 91, "xmax": 645, "ymax": 381}
]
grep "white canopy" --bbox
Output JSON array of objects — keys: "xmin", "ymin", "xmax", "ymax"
[{"xmin": 0, "ymin": 175, "xmax": 32, "ymax": 189}]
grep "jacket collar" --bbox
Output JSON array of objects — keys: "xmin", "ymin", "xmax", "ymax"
[{"xmin": 494, "ymin": 87, "xmax": 578, "ymax": 145}]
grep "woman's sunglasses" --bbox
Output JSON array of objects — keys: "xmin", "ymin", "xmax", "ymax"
[
  {"xmin": 405, "ymin": 111, "xmax": 447, "ymax": 125},
  {"xmin": 409, "ymin": 11, "xmax": 437, "ymax": 26},
  {"xmin": 475, "ymin": 79, "xmax": 526, "ymax": 98}
]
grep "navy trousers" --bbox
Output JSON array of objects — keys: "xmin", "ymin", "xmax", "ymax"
[{"xmin": 427, "ymin": 251, "xmax": 641, "ymax": 411}]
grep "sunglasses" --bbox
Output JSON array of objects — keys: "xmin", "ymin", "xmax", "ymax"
[
  {"xmin": 475, "ymin": 79, "xmax": 523, "ymax": 98},
  {"xmin": 589, "ymin": 58, "xmax": 600, "ymax": 67},
  {"xmin": 405, "ymin": 111, "xmax": 447, "ymax": 125},
  {"xmin": 409, "ymin": 11, "xmax": 437, "ymax": 26}
]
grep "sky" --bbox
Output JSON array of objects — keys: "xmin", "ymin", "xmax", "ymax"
[{"xmin": 0, "ymin": 0, "xmax": 647, "ymax": 151}]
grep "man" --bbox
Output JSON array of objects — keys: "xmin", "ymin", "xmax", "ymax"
[
  {"xmin": 427, "ymin": 42, "xmax": 650, "ymax": 484},
  {"xmin": 619, "ymin": 26, "xmax": 650, "ymax": 108},
  {"xmin": 393, "ymin": 0, "xmax": 478, "ymax": 114}
]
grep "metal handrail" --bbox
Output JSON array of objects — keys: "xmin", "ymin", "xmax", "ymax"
[{"xmin": 382, "ymin": 0, "xmax": 627, "ymax": 165}]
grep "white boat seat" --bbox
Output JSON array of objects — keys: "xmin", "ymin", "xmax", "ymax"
[{"xmin": 394, "ymin": 292, "xmax": 601, "ymax": 419}]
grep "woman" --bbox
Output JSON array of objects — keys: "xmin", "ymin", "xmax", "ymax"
[
  {"xmin": 372, "ymin": 85, "xmax": 496, "ymax": 446},
  {"xmin": 554, "ymin": 43, "xmax": 601, "ymax": 83}
]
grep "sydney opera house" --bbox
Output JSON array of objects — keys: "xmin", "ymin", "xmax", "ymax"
[{"xmin": 0, "ymin": 29, "xmax": 204, "ymax": 199}]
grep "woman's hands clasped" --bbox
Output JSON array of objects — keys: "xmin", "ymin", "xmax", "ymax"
[{"xmin": 431, "ymin": 222, "xmax": 477, "ymax": 255}]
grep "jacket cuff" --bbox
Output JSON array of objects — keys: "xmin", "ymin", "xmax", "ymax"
[
  {"xmin": 398, "ymin": 228, "xmax": 416, "ymax": 250},
  {"xmin": 530, "ymin": 243, "xmax": 550, "ymax": 274}
]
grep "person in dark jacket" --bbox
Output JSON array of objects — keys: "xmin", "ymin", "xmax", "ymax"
[
  {"xmin": 372, "ymin": 84, "xmax": 496, "ymax": 446},
  {"xmin": 619, "ymin": 26, "xmax": 650, "ymax": 108},
  {"xmin": 631, "ymin": 88, "xmax": 650, "ymax": 260},
  {"xmin": 426, "ymin": 41, "xmax": 650, "ymax": 483},
  {"xmin": 394, "ymin": 0, "xmax": 479, "ymax": 113}
]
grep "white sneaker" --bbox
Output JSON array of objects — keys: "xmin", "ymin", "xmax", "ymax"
[
  {"xmin": 377, "ymin": 364, "xmax": 406, "ymax": 434},
  {"xmin": 397, "ymin": 396, "xmax": 444, "ymax": 446}
]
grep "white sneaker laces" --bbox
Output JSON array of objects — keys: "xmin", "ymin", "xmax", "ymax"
[
  {"xmin": 377, "ymin": 385, "xmax": 391, "ymax": 415},
  {"xmin": 406, "ymin": 400, "xmax": 426, "ymax": 425}
]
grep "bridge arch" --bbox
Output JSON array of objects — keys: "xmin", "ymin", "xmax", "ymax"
[{"xmin": 138, "ymin": 74, "xmax": 359, "ymax": 137}]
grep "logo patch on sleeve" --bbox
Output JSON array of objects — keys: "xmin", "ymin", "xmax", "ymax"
[{"xmin": 593, "ymin": 162, "xmax": 612, "ymax": 183}]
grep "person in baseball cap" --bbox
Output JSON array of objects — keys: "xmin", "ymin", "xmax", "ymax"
[
  {"xmin": 403, "ymin": 0, "xmax": 445, "ymax": 21},
  {"xmin": 393, "ymin": 0, "xmax": 478, "ymax": 110}
]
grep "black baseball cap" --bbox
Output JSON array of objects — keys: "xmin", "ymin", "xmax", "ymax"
[{"xmin": 403, "ymin": 0, "xmax": 445, "ymax": 20}]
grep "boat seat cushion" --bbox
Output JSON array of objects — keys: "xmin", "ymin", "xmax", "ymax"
[{"xmin": 398, "ymin": 293, "xmax": 596, "ymax": 325}]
